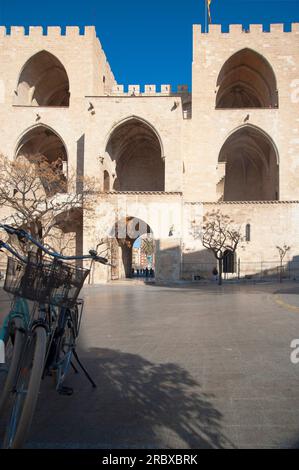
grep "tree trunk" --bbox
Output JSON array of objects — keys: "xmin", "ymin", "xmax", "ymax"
[
  {"xmin": 218, "ymin": 258, "xmax": 223, "ymax": 286},
  {"xmin": 32, "ymin": 219, "xmax": 43, "ymax": 258}
]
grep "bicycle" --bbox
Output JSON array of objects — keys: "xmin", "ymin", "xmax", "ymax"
[{"xmin": 0, "ymin": 224, "xmax": 109, "ymax": 449}]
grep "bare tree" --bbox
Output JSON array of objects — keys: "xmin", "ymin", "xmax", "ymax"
[
  {"xmin": 45, "ymin": 228, "xmax": 77, "ymax": 256},
  {"xmin": 201, "ymin": 210, "xmax": 243, "ymax": 285},
  {"xmin": 0, "ymin": 154, "xmax": 98, "ymax": 252},
  {"xmin": 276, "ymin": 244, "xmax": 291, "ymax": 283}
]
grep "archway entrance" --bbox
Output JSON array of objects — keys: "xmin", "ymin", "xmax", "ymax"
[
  {"xmin": 110, "ymin": 217, "xmax": 155, "ymax": 280},
  {"xmin": 218, "ymin": 126, "xmax": 279, "ymax": 201},
  {"xmin": 132, "ymin": 234, "xmax": 155, "ymax": 279},
  {"xmin": 106, "ymin": 118, "xmax": 165, "ymax": 191}
]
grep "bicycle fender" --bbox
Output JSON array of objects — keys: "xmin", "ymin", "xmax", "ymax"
[{"xmin": 0, "ymin": 297, "xmax": 30, "ymax": 343}]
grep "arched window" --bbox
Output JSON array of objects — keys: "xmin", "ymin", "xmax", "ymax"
[
  {"xmin": 216, "ymin": 49, "xmax": 278, "ymax": 109},
  {"xmin": 103, "ymin": 170, "xmax": 110, "ymax": 192},
  {"xmin": 16, "ymin": 51, "xmax": 70, "ymax": 107}
]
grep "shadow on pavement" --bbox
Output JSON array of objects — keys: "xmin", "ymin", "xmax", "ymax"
[{"xmin": 27, "ymin": 347, "xmax": 234, "ymax": 449}]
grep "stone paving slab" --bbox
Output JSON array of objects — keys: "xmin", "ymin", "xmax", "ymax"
[
  {"xmin": 272, "ymin": 284, "xmax": 299, "ymax": 310},
  {"xmin": 0, "ymin": 282, "xmax": 299, "ymax": 449}
]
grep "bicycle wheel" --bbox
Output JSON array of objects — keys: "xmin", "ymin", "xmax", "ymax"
[
  {"xmin": 0, "ymin": 317, "xmax": 25, "ymax": 417},
  {"xmin": 2, "ymin": 326, "xmax": 47, "ymax": 449}
]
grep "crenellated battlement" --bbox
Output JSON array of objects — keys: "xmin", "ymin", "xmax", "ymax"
[
  {"xmin": 110, "ymin": 84, "xmax": 189, "ymax": 96},
  {"xmin": 0, "ymin": 25, "xmax": 96, "ymax": 38},
  {"xmin": 1, "ymin": 23, "xmax": 298, "ymax": 39},
  {"xmin": 193, "ymin": 22, "xmax": 299, "ymax": 35}
]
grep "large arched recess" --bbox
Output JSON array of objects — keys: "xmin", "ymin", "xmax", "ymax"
[
  {"xmin": 15, "ymin": 50, "xmax": 70, "ymax": 106},
  {"xmin": 216, "ymin": 48, "xmax": 278, "ymax": 108},
  {"xmin": 105, "ymin": 117, "xmax": 165, "ymax": 191},
  {"xmin": 218, "ymin": 125, "xmax": 279, "ymax": 201},
  {"xmin": 15, "ymin": 125, "xmax": 68, "ymax": 193}
]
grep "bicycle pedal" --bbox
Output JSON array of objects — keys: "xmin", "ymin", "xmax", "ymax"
[{"xmin": 58, "ymin": 386, "xmax": 74, "ymax": 396}]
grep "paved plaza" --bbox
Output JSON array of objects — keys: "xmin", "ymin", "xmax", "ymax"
[{"xmin": 1, "ymin": 281, "xmax": 299, "ymax": 449}]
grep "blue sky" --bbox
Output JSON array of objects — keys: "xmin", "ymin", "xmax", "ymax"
[{"xmin": 0, "ymin": 0, "xmax": 298, "ymax": 88}]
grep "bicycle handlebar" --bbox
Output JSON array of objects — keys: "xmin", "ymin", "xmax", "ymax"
[
  {"xmin": 0, "ymin": 224, "xmax": 109, "ymax": 265},
  {"xmin": 0, "ymin": 240, "xmax": 27, "ymax": 263}
]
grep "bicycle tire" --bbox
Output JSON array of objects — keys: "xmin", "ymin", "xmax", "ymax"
[
  {"xmin": 0, "ymin": 317, "xmax": 25, "ymax": 417},
  {"xmin": 2, "ymin": 326, "xmax": 47, "ymax": 449}
]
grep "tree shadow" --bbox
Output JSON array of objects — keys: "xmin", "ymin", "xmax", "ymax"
[{"xmin": 28, "ymin": 347, "xmax": 235, "ymax": 449}]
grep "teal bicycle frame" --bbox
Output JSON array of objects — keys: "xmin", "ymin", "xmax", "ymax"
[
  {"xmin": 0, "ymin": 298, "xmax": 30, "ymax": 346},
  {"xmin": 0, "ymin": 222, "xmax": 108, "ymax": 357}
]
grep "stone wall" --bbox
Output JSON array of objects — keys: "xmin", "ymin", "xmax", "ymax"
[
  {"xmin": 182, "ymin": 201, "xmax": 299, "ymax": 280},
  {"xmin": 0, "ymin": 23, "xmax": 298, "ymax": 283},
  {"xmin": 189, "ymin": 23, "xmax": 299, "ymax": 202}
]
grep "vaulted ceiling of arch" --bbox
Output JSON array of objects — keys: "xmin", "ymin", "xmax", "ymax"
[
  {"xmin": 219, "ymin": 127, "xmax": 276, "ymax": 172},
  {"xmin": 16, "ymin": 127, "xmax": 67, "ymax": 163},
  {"xmin": 106, "ymin": 120, "xmax": 161, "ymax": 163},
  {"xmin": 216, "ymin": 49, "xmax": 277, "ymax": 108},
  {"xmin": 17, "ymin": 51, "xmax": 69, "ymax": 106}
]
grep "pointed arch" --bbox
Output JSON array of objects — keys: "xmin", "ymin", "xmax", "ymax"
[
  {"xmin": 216, "ymin": 48, "xmax": 278, "ymax": 109},
  {"xmin": 105, "ymin": 116, "xmax": 165, "ymax": 192},
  {"xmin": 221, "ymin": 124, "xmax": 279, "ymax": 165},
  {"xmin": 105, "ymin": 115, "xmax": 165, "ymax": 159},
  {"xmin": 15, "ymin": 124, "xmax": 68, "ymax": 162},
  {"xmin": 15, "ymin": 50, "xmax": 70, "ymax": 107},
  {"xmin": 218, "ymin": 124, "xmax": 279, "ymax": 201},
  {"xmin": 15, "ymin": 124, "xmax": 68, "ymax": 193}
]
